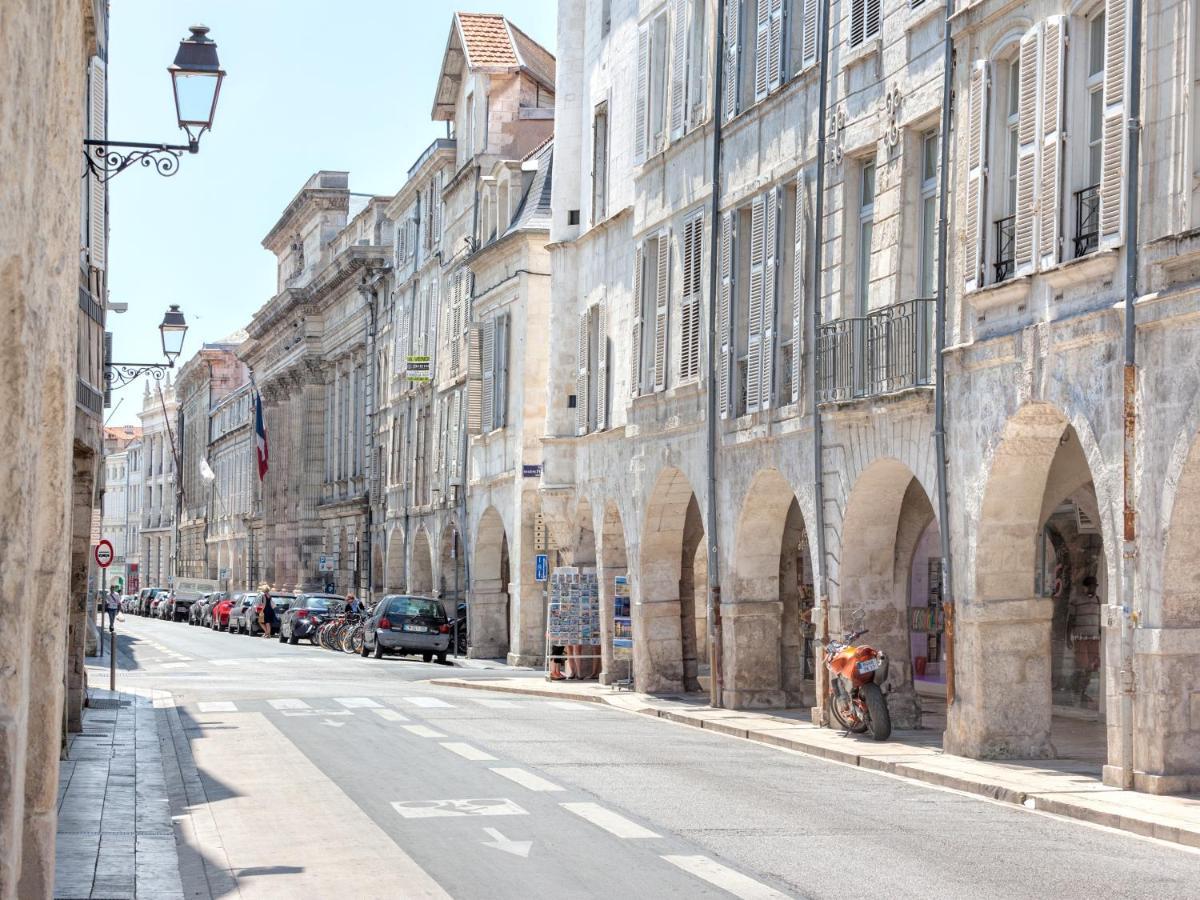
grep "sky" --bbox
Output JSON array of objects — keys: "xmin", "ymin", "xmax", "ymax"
[{"xmin": 105, "ymin": 0, "xmax": 557, "ymax": 426}]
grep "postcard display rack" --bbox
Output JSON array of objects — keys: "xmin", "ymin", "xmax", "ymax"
[{"xmin": 544, "ymin": 567, "xmax": 602, "ymax": 679}]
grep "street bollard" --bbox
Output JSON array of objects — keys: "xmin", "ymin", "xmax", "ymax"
[{"xmin": 109, "ymin": 621, "xmax": 116, "ymax": 692}]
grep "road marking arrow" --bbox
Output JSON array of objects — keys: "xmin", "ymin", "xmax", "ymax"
[
  {"xmin": 481, "ymin": 827, "xmax": 532, "ymax": 858},
  {"xmin": 321, "ymin": 719, "xmax": 346, "ymax": 727}
]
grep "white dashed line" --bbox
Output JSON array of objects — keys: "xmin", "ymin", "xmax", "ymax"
[
  {"xmin": 267, "ymin": 699, "xmax": 310, "ymax": 710},
  {"xmin": 661, "ymin": 855, "xmax": 790, "ymax": 899},
  {"xmin": 489, "ymin": 768, "xmax": 564, "ymax": 792},
  {"xmin": 560, "ymin": 803, "xmax": 659, "ymax": 839},
  {"xmin": 439, "ymin": 742, "xmax": 496, "ymax": 761},
  {"xmin": 373, "ymin": 709, "xmax": 409, "ymax": 722},
  {"xmin": 547, "ymin": 701, "xmax": 591, "ymax": 711},
  {"xmin": 208, "ymin": 659, "xmax": 241, "ymax": 666},
  {"xmin": 402, "ymin": 697, "xmax": 455, "ymax": 709},
  {"xmin": 160, "ymin": 662, "xmax": 188, "ymax": 669},
  {"xmin": 334, "ymin": 697, "xmax": 382, "ymax": 709},
  {"xmin": 403, "ymin": 725, "xmax": 446, "ymax": 739},
  {"xmin": 197, "ymin": 701, "xmax": 237, "ymax": 713},
  {"xmin": 472, "ymin": 698, "xmax": 523, "ymax": 709}
]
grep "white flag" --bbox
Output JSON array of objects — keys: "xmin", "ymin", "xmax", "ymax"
[{"xmin": 199, "ymin": 458, "xmax": 215, "ymax": 482}]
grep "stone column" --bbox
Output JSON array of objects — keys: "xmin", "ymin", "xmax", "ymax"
[
  {"xmin": 721, "ymin": 599, "xmax": 786, "ymax": 708},
  {"xmin": 66, "ymin": 450, "xmax": 95, "ymax": 732},
  {"xmin": 467, "ymin": 577, "xmax": 509, "ymax": 658}
]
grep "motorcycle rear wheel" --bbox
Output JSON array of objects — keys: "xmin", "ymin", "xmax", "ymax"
[
  {"xmin": 828, "ymin": 692, "xmax": 868, "ymax": 734},
  {"xmin": 862, "ymin": 682, "xmax": 892, "ymax": 741}
]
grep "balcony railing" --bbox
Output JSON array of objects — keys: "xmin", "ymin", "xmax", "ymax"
[
  {"xmin": 817, "ymin": 298, "xmax": 933, "ymax": 403},
  {"xmin": 994, "ymin": 215, "xmax": 1015, "ymax": 282},
  {"xmin": 1074, "ymin": 184, "xmax": 1100, "ymax": 258}
]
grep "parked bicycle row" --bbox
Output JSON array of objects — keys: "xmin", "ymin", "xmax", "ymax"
[{"xmin": 119, "ymin": 585, "xmax": 468, "ymax": 664}]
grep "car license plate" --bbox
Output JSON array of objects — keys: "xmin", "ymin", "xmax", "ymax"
[
  {"xmin": 402, "ymin": 624, "xmax": 428, "ymax": 633},
  {"xmin": 857, "ymin": 658, "xmax": 880, "ymax": 674}
]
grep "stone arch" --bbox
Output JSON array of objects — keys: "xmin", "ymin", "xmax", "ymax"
[
  {"xmin": 471, "ymin": 506, "xmax": 511, "ymax": 659},
  {"xmin": 640, "ymin": 467, "xmax": 705, "ymax": 693},
  {"xmin": 572, "ymin": 497, "xmax": 597, "ymax": 567},
  {"xmin": 385, "ymin": 526, "xmax": 405, "ymax": 593},
  {"xmin": 598, "ymin": 500, "xmax": 631, "ymax": 684},
  {"xmin": 409, "ymin": 526, "xmax": 433, "ymax": 594},
  {"xmin": 730, "ymin": 468, "xmax": 816, "ymax": 708}
]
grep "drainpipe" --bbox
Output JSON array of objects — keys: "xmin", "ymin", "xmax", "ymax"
[
  {"xmin": 809, "ymin": 0, "xmax": 833, "ymax": 723},
  {"xmin": 934, "ymin": 2, "xmax": 957, "ymax": 706},
  {"xmin": 704, "ymin": 0, "xmax": 728, "ymax": 708},
  {"xmin": 1119, "ymin": 0, "xmax": 1144, "ymax": 792}
]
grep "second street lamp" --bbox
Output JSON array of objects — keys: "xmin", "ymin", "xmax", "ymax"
[{"xmin": 106, "ymin": 305, "xmax": 190, "ymax": 389}]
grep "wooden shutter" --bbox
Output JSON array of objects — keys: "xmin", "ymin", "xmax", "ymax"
[
  {"xmin": 851, "ymin": 0, "xmax": 865, "ymax": 46},
  {"xmin": 431, "ymin": 172, "xmax": 442, "ymax": 248},
  {"xmin": 761, "ymin": 186, "xmax": 781, "ymax": 409},
  {"xmin": 635, "ymin": 24, "xmax": 650, "ymax": 162},
  {"xmin": 652, "ymin": 233, "xmax": 670, "ymax": 392},
  {"xmin": 670, "ymin": 0, "xmax": 688, "ymax": 140},
  {"xmin": 963, "ymin": 61, "xmax": 990, "ymax": 293},
  {"xmin": 481, "ymin": 318, "xmax": 496, "ymax": 432},
  {"xmin": 88, "ymin": 57, "xmax": 107, "ymax": 271},
  {"xmin": 576, "ymin": 308, "xmax": 590, "ymax": 435},
  {"xmin": 801, "ymin": 0, "xmax": 818, "ymax": 68},
  {"xmin": 631, "ymin": 245, "xmax": 644, "ymax": 396},
  {"xmin": 466, "ymin": 324, "xmax": 483, "ymax": 434},
  {"xmin": 723, "ymin": 0, "xmax": 741, "ymax": 121},
  {"xmin": 680, "ymin": 213, "xmax": 703, "ymax": 381},
  {"xmin": 449, "ymin": 391, "xmax": 463, "ymax": 485},
  {"xmin": 792, "ymin": 174, "xmax": 807, "ymax": 404},
  {"xmin": 718, "ymin": 211, "xmax": 734, "ymax": 417},
  {"xmin": 745, "ymin": 196, "xmax": 766, "ymax": 413},
  {"xmin": 592, "ymin": 106, "xmax": 608, "ymax": 222},
  {"xmin": 1013, "ymin": 26, "xmax": 1041, "ymax": 277},
  {"xmin": 768, "ymin": 0, "xmax": 784, "ymax": 92},
  {"xmin": 596, "ymin": 298, "xmax": 609, "ymax": 430},
  {"xmin": 493, "ymin": 313, "xmax": 508, "ymax": 428},
  {"xmin": 754, "ymin": 0, "xmax": 770, "ymax": 102},
  {"xmin": 1099, "ymin": 0, "xmax": 1128, "ymax": 246},
  {"xmin": 1039, "ymin": 16, "xmax": 1066, "ymax": 269}
]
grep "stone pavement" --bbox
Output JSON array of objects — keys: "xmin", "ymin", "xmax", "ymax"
[
  {"xmin": 430, "ymin": 675, "xmax": 1200, "ymax": 851},
  {"xmin": 54, "ymin": 687, "xmax": 185, "ymax": 899}
]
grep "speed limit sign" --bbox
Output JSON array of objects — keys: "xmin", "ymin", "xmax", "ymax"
[{"xmin": 94, "ymin": 539, "xmax": 113, "ymax": 569}]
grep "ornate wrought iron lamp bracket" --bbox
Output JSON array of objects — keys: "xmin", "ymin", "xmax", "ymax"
[
  {"xmin": 104, "ymin": 361, "xmax": 174, "ymax": 390},
  {"xmin": 82, "ymin": 139, "xmax": 198, "ymax": 183}
]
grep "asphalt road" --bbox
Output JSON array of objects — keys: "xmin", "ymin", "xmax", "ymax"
[{"xmin": 107, "ymin": 614, "xmax": 1200, "ymax": 899}]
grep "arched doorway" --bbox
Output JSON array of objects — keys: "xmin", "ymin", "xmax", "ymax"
[
  {"xmin": 409, "ymin": 527, "xmax": 434, "ymax": 594},
  {"xmin": 731, "ymin": 469, "xmax": 815, "ymax": 708},
  {"xmin": 599, "ymin": 502, "xmax": 630, "ymax": 684},
  {"xmin": 439, "ymin": 523, "xmax": 465, "ymax": 620},
  {"xmin": 837, "ymin": 459, "xmax": 939, "ymax": 727},
  {"xmin": 385, "ymin": 526, "xmax": 405, "ymax": 593},
  {"xmin": 472, "ymin": 507, "xmax": 511, "ymax": 659},
  {"xmin": 640, "ymin": 467, "xmax": 706, "ymax": 694}
]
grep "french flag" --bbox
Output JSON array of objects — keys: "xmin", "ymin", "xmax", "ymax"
[{"xmin": 254, "ymin": 389, "xmax": 269, "ymax": 480}]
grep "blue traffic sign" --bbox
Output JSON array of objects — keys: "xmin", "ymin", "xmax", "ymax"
[{"xmin": 535, "ymin": 554, "xmax": 549, "ymax": 582}]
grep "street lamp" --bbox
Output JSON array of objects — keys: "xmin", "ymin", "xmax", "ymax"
[
  {"xmin": 85, "ymin": 24, "xmax": 227, "ymax": 182},
  {"xmin": 105, "ymin": 305, "xmax": 190, "ymax": 389}
]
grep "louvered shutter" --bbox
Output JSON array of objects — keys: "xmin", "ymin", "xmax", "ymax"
[
  {"xmin": 792, "ymin": 175, "xmax": 807, "ymax": 404},
  {"xmin": 494, "ymin": 313, "xmax": 508, "ymax": 428},
  {"xmin": 433, "ymin": 396, "xmax": 445, "ymax": 491},
  {"xmin": 963, "ymin": 61, "xmax": 990, "ymax": 293},
  {"xmin": 851, "ymin": 0, "xmax": 864, "ymax": 46},
  {"xmin": 88, "ymin": 57, "xmax": 107, "ymax": 271},
  {"xmin": 680, "ymin": 214, "xmax": 703, "ymax": 381},
  {"xmin": 467, "ymin": 324, "xmax": 483, "ymax": 434},
  {"xmin": 801, "ymin": 0, "xmax": 818, "ymax": 68},
  {"xmin": 592, "ymin": 107, "xmax": 608, "ymax": 222},
  {"xmin": 449, "ymin": 391, "xmax": 463, "ymax": 485},
  {"xmin": 635, "ymin": 25, "xmax": 650, "ymax": 162},
  {"xmin": 1039, "ymin": 17, "xmax": 1066, "ymax": 269},
  {"xmin": 761, "ymin": 186, "xmax": 781, "ymax": 410},
  {"xmin": 670, "ymin": 0, "xmax": 688, "ymax": 140},
  {"xmin": 652, "ymin": 234, "xmax": 670, "ymax": 392},
  {"xmin": 718, "ymin": 211, "xmax": 734, "ymax": 417},
  {"xmin": 867, "ymin": 0, "xmax": 881, "ymax": 39},
  {"xmin": 481, "ymin": 319, "xmax": 495, "ymax": 432},
  {"xmin": 746, "ymin": 195, "xmax": 766, "ymax": 413},
  {"xmin": 768, "ymin": 0, "xmax": 784, "ymax": 93},
  {"xmin": 723, "ymin": 0, "xmax": 741, "ymax": 121},
  {"xmin": 754, "ymin": 0, "xmax": 770, "ymax": 102},
  {"xmin": 596, "ymin": 298, "xmax": 609, "ymax": 430},
  {"xmin": 1013, "ymin": 26, "xmax": 1041, "ymax": 277},
  {"xmin": 1099, "ymin": 0, "xmax": 1128, "ymax": 246},
  {"xmin": 576, "ymin": 309, "xmax": 590, "ymax": 435},
  {"xmin": 431, "ymin": 172, "xmax": 442, "ymax": 248},
  {"xmin": 631, "ymin": 245, "xmax": 644, "ymax": 396}
]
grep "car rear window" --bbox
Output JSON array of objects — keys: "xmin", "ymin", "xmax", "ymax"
[
  {"xmin": 386, "ymin": 597, "xmax": 445, "ymax": 619},
  {"xmin": 304, "ymin": 597, "xmax": 342, "ymax": 612}
]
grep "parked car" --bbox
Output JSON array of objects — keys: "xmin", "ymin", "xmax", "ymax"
[
  {"xmin": 278, "ymin": 594, "xmax": 345, "ymax": 645},
  {"xmin": 225, "ymin": 593, "xmax": 255, "ymax": 633},
  {"xmin": 189, "ymin": 593, "xmax": 219, "ymax": 625},
  {"xmin": 361, "ymin": 595, "xmax": 450, "ymax": 663},
  {"xmin": 168, "ymin": 589, "xmax": 204, "ymax": 622},
  {"xmin": 210, "ymin": 595, "xmax": 236, "ymax": 631},
  {"xmin": 136, "ymin": 587, "xmax": 163, "ymax": 616},
  {"xmin": 149, "ymin": 590, "xmax": 170, "ymax": 618},
  {"xmin": 247, "ymin": 593, "xmax": 295, "ymax": 636},
  {"xmin": 120, "ymin": 594, "xmax": 137, "ymax": 613}
]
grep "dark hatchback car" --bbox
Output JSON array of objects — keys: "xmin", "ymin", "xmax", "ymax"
[
  {"xmin": 361, "ymin": 595, "xmax": 450, "ymax": 663},
  {"xmin": 247, "ymin": 593, "xmax": 295, "ymax": 636},
  {"xmin": 279, "ymin": 594, "xmax": 345, "ymax": 645}
]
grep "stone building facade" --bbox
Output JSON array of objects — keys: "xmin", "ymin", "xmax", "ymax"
[
  {"xmin": 208, "ymin": 381, "xmax": 256, "ymax": 592},
  {"xmin": 99, "ymin": 426, "xmax": 142, "ymax": 593},
  {"xmin": 136, "ymin": 378, "xmax": 178, "ymax": 589}
]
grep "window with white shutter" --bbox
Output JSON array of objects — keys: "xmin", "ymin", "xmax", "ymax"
[
  {"xmin": 718, "ymin": 211, "xmax": 735, "ymax": 417},
  {"xmin": 670, "ymin": 0, "xmax": 689, "ymax": 140},
  {"xmin": 1098, "ymin": 0, "xmax": 1128, "ymax": 247},
  {"xmin": 745, "ymin": 195, "xmax": 766, "ymax": 413},
  {"xmin": 652, "ymin": 232, "xmax": 671, "ymax": 393},
  {"xmin": 1012, "ymin": 25, "xmax": 1041, "ymax": 278},
  {"xmin": 635, "ymin": 24, "xmax": 651, "ymax": 162},
  {"xmin": 467, "ymin": 324, "xmax": 483, "ymax": 434},
  {"xmin": 631, "ymin": 245, "xmax": 645, "ymax": 396},
  {"xmin": 723, "ymin": 0, "xmax": 741, "ymax": 121},
  {"xmin": 1039, "ymin": 17, "xmax": 1066, "ymax": 269},
  {"xmin": 592, "ymin": 102, "xmax": 609, "ymax": 223},
  {"xmin": 760, "ymin": 186, "xmax": 781, "ymax": 411},
  {"xmin": 791, "ymin": 174, "xmax": 807, "ymax": 405},
  {"xmin": 576, "ymin": 308, "xmax": 590, "ymax": 436},
  {"xmin": 796, "ymin": 0, "xmax": 818, "ymax": 72},
  {"xmin": 849, "ymin": 0, "xmax": 881, "ymax": 48},
  {"xmin": 753, "ymin": 0, "xmax": 783, "ymax": 102},
  {"xmin": 963, "ymin": 61, "xmax": 990, "ymax": 293},
  {"xmin": 87, "ymin": 57, "xmax": 107, "ymax": 271},
  {"xmin": 481, "ymin": 319, "xmax": 495, "ymax": 432},
  {"xmin": 493, "ymin": 313, "xmax": 508, "ymax": 429},
  {"xmin": 595, "ymin": 299, "xmax": 608, "ymax": 430},
  {"xmin": 680, "ymin": 212, "xmax": 704, "ymax": 382},
  {"xmin": 636, "ymin": 11, "xmax": 671, "ymax": 162},
  {"xmin": 686, "ymin": 0, "xmax": 707, "ymax": 131}
]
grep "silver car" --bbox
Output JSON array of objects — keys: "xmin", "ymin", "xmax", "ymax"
[{"xmin": 361, "ymin": 595, "xmax": 450, "ymax": 663}]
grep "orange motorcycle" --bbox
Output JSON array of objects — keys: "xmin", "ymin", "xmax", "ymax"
[{"xmin": 823, "ymin": 623, "xmax": 892, "ymax": 741}]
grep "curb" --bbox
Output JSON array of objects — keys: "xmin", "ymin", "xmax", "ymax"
[{"xmin": 429, "ymin": 677, "xmax": 1200, "ymax": 851}]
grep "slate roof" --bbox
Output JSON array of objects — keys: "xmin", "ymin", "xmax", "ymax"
[{"xmin": 504, "ymin": 139, "xmax": 553, "ymax": 236}]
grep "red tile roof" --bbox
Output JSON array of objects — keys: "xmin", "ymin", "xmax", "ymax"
[{"xmin": 456, "ymin": 13, "xmax": 518, "ymax": 68}]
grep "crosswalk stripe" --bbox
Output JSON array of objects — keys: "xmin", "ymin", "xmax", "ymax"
[
  {"xmin": 560, "ymin": 803, "xmax": 659, "ymax": 839},
  {"xmin": 197, "ymin": 701, "xmax": 237, "ymax": 713},
  {"xmin": 208, "ymin": 659, "xmax": 241, "ymax": 666},
  {"xmin": 373, "ymin": 709, "xmax": 409, "ymax": 722},
  {"xmin": 489, "ymin": 768, "xmax": 564, "ymax": 792},
  {"xmin": 334, "ymin": 697, "xmax": 382, "ymax": 709},
  {"xmin": 661, "ymin": 855, "xmax": 790, "ymax": 899},
  {"xmin": 472, "ymin": 698, "xmax": 523, "ymax": 709},
  {"xmin": 256, "ymin": 657, "xmax": 289, "ymax": 664},
  {"xmin": 403, "ymin": 725, "xmax": 446, "ymax": 739},
  {"xmin": 439, "ymin": 742, "xmax": 496, "ymax": 761},
  {"xmin": 547, "ymin": 700, "xmax": 591, "ymax": 711},
  {"xmin": 402, "ymin": 697, "xmax": 455, "ymax": 709},
  {"xmin": 267, "ymin": 699, "xmax": 310, "ymax": 710},
  {"xmin": 160, "ymin": 662, "xmax": 188, "ymax": 669}
]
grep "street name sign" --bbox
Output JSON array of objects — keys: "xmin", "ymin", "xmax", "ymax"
[{"xmin": 535, "ymin": 554, "xmax": 548, "ymax": 582}]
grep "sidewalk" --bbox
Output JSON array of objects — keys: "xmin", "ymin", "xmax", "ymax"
[{"xmin": 430, "ymin": 675, "xmax": 1200, "ymax": 851}]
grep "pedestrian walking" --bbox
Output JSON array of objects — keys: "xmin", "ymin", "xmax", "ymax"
[
  {"xmin": 259, "ymin": 583, "xmax": 278, "ymax": 638},
  {"xmin": 104, "ymin": 586, "xmax": 120, "ymax": 632}
]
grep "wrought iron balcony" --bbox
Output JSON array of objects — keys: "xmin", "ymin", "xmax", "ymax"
[
  {"xmin": 816, "ymin": 298, "xmax": 933, "ymax": 403},
  {"xmin": 1074, "ymin": 184, "xmax": 1100, "ymax": 258},
  {"xmin": 994, "ymin": 215, "xmax": 1015, "ymax": 282}
]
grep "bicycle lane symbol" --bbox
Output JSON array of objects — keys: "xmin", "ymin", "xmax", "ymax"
[{"xmin": 391, "ymin": 798, "xmax": 528, "ymax": 819}]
